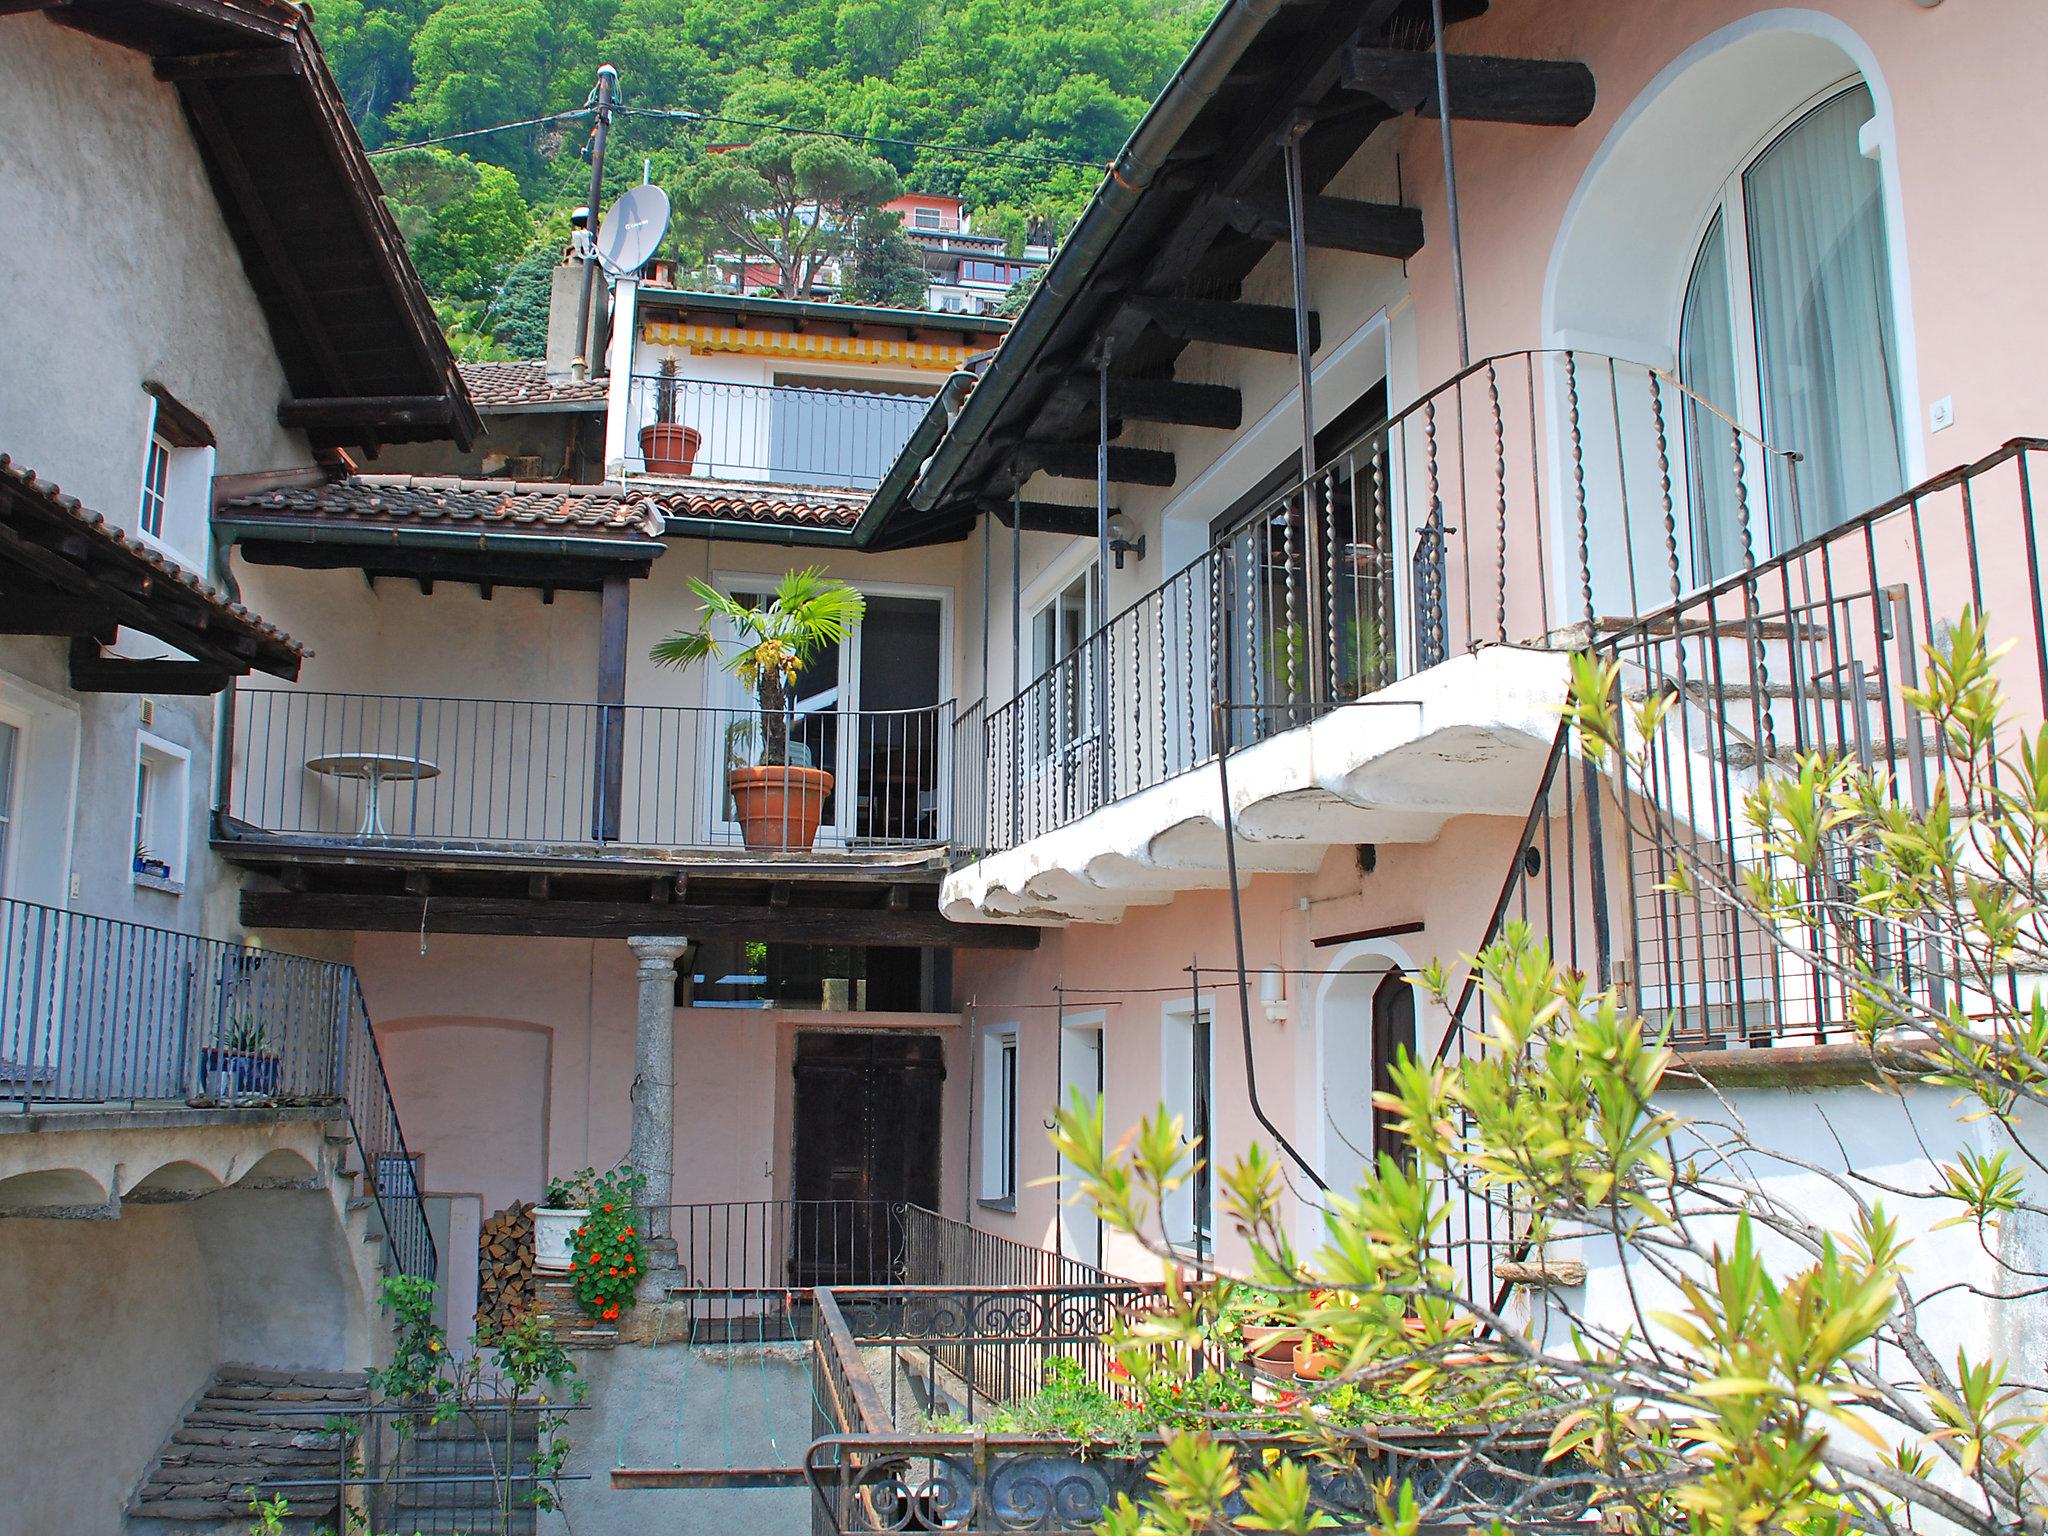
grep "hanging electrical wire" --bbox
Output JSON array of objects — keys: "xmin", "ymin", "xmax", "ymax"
[
  {"xmin": 366, "ymin": 107, "xmax": 595, "ymax": 156},
  {"xmin": 619, "ymin": 105, "xmax": 1104, "ymax": 169}
]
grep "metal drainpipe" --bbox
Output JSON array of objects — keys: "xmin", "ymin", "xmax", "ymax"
[
  {"xmin": 1095, "ymin": 349, "xmax": 1113, "ymax": 805},
  {"xmin": 1282, "ymin": 122, "xmax": 1325, "ymax": 708},
  {"xmin": 1431, "ymin": 0, "xmax": 1471, "ymax": 368},
  {"xmin": 572, "ymin": 64, "xmax": 618, "ymax": 383}
]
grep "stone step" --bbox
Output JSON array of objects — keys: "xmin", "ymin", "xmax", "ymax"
[{"xmin": 128, "ymin": 1366, "xmax": 368, "ymax": 1525}]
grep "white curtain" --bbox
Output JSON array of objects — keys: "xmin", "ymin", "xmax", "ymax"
[
  {"xmin": 1744, "ymin": 85, "xmax": 1906, "ymax": 544},
  {"xmin": 1679, "ymin": 211, "xmax": 1746, "ymax": 580}
]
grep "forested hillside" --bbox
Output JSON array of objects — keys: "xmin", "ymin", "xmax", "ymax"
[{"xmin": 317, "ymin": 0, "xmax": 1212, "ymax": 355}]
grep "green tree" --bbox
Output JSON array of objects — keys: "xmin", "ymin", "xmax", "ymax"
[
  {"xmin": 672, "ymin": 133, "xmax": 899, "ymax": 299},
  {"xmin": 1061, "ymin": 612, "xmax": 2048, "ymax": 1536},
  {"xmin": 377, "ymin": 148, "xmax": 534, "ymax": 303},
  {"xmin": 488, "ymin": 240, "xmax": 562, "ymax": 357},
  {"xmin": 840, "ymin": 210, "xmax": 927, "ymax": 308}
]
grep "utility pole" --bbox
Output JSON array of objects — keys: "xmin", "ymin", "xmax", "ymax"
[{"xmin": 571, "ymin": 63, "xmax": 619, "ymax": 383}]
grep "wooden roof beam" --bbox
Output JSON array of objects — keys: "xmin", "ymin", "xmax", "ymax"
[
  {"xmin": 178, "ymin": 81, "xmax": 356, "ymax": 396},
  {"xmin": 154, "ymin": 47, "xmax": 301, "ymax": 82},
  {"xmin": 68, "ymin": 640, "xmax": 231, "ymax": 696},
  {"xmin": 1125, "ymin": 295, "xmax": 1320, "ymax": 355},
  {"xmin": 987, "ymin": 500, "xmax": 1108, "ymax": 538},
  {"xmin": 1058, "ymin": 376, "xmax": 1244, "ymax": 430},
  {"xmin": 1223, "ymin": 191, "xmax": 1423, "ymax": 258},
  {"xmin": 1021, "ymin": 442, "xmax": 1178, "ymax": 488},
  {"xmin": 1340, "ymin": 47, "xmax": 1595, "ymax": 126},
  {"xmin": 278, "ymin": 395, "xmax": 459, "ymax": 433}
]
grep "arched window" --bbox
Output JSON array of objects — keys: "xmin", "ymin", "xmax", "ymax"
[{"xmin": 1678, "ymin": 83, "xmax": 1906, "ymax": 579}]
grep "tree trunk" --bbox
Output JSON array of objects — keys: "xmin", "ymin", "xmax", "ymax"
[{"xmin": 759, "ymin": 671, "xmax": 790, "ymax": 765}]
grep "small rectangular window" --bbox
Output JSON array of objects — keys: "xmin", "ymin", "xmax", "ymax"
[
  {"xmin": 133, "ymin": 732, "xmax": 190, "ymax": 889},
  {"xmin": 1162, "ymin": 1004, "xmax": 1214, "ymax": 1250},
  {"xmin": 139, "ymin": 435, "xmax": 170, "ymax": 540},
  {"xmin": 0, "ymin": 719, "xmax": 18, "ymax": 898},
  {"xmin": 980, "ymin": 1025, "xmax": 1020, "ymax": 1204},
  {"xmin": 913, "ymin": 207, "xmax": 942, "ymax": 230}
]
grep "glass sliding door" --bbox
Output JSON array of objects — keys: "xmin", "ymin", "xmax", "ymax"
[{"xmin": 1676, "ymin": 82, "xmax": 1906, "ymax": 583}]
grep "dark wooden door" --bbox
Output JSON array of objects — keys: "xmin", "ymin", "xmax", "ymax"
[
  {"xmin": 790, "ymin": 1031, "xmax": 944, "ymax": 1284},
  {"xmin": 1370, "ymin": 970, "xmax": 1417, "ymax": 1169}
]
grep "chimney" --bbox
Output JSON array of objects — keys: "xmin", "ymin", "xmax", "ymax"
[{"xmin": 544, "ymin": 258, "xmax": 596, "ymax": 383}]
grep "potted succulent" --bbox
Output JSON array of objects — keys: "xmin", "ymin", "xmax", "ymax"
[
  {"xmin": 132, "ymin": 840, "xmax": 171, "ymax": 881},
  {"xmin": 534, "ymin": 1167, "xmax": 598, "ymax": 1273},
  {"xmin": 203, "ymin": 1019, "xmax": 280, "ymax": 1097},
  {"xmin": 638, "ymin": 357, "xmax": 701, "ymax": 475},
  {"xmin": 651, "ymin": 568, "xmax": 865, "ymax": 850}
]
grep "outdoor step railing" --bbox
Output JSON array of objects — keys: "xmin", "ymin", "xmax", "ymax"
[
  {"xmin": 227, "ymin": 691, "xmax": 955, "ymax": 854},
  {"xmin": 0, "ymin": 896, "xmax": 436, "ymax": 1277},
  {"xmin": 622, "ymin": 375, "xmax": 931, "ymax": 490},
  {"xmin": 1429, "ymin": 439, "xmax": 2048, "ymax": 1310},
  {"xmin": 970, "ymin": 350, "xmax": 1800, "ymax": 857}
]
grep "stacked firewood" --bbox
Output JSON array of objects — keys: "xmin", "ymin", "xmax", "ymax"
[{"xmin": 475, "ymin": 1200, "xmax": 535, "ymax": 1335}]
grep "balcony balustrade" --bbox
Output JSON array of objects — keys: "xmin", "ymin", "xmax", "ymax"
[
  {"xmin": 226, "ymin": 690, "xmax": 956, "ymax": 858},
  {"xmin": 0, "ymin": 896, "xmax": 435, "ymax": 1276},
  {"xmin": 967, "ymin": 350, "xmax": 1805, "ymax": 863},
  {"xmin": 621, "ymin": 375, "xmax": 931, "ymax": 491}
]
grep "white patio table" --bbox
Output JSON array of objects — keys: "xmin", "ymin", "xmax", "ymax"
[{"xmin": 306, "ymin": 751, "xmax": 440, "ymax": 838}]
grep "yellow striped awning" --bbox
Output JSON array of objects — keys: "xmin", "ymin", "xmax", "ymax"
[{"xmin": 640, "ymin": 320, "xmax": 978, "ymax": 372}]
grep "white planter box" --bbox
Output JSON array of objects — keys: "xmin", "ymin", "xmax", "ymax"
[{"xmin": 533, "ymin": 1206, "xmax": 588, "ymax": 1273}]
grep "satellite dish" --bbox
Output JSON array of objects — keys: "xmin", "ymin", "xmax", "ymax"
[{"xmin": 595, "ymin": 184, "xmax": 671, "ymax": 278}]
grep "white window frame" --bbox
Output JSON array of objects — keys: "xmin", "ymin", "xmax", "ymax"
[
  {"xmin": 978, "ymin": 1023, "xmax": 1020, "ymax": 1206},
  {"xmin": 912, "ymin": 207, "xmax": 943, "ymax": 231},
  {"xmin": 138, "ymin": 431, "xmax": 171, "ymax": 542},
  {"xmin": 134, "ymin": 399, "xmax": 215, "ymax": 563},
  {"xmin": 132, "ymin": 730, "xmax": 191, "ymax": 891},
  {"xmin": 1161, "ymin": 997, "xmax": 1215, "ymax": 1254}
]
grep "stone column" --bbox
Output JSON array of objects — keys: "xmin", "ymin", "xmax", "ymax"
[{"xmin": 626, "ymin": 936, "xmax": 689, "ymax": 1288}]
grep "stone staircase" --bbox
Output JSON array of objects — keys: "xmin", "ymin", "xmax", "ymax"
[{"xmin": 127, "ymin": 1365, "xmax": 366, "ymax": 1534}]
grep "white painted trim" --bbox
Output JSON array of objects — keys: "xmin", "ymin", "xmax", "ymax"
[
  {"xmin": 1154, "ymin": 309, "xmax": 1396, "ymax": 540},
  {"xmin": 133, "ymin": 728, "xmax": 192, "ymax": 887},
  {"xmin": 1304, "ymin": 938, "xmax": 1419, "ymax": 1245}
]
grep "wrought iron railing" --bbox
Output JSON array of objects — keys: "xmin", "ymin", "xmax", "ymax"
[
  {"xmin": 803, "ymin": 1283, "xmax": 1580, "ymax": 1536},
  {"xmin": 969, "ymin": 350, "xmax": 1799, "ymax": 856},
  {"xmin": 227, "ymin": 691, "xmax": 954, "ymax": 854},
  {"xmin": 0, "ymin": 896, "xmax": 435, "ymax": 1277},
  {"xmin": 1429, "ymin": 439, "xmax": 2048, "ymax": 1308},
  {"xmin": 622, "ymin": 375, "xmax": 931, "ymax": 490}
]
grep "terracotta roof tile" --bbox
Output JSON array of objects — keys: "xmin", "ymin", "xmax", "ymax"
[
  {"xmin": 222, "ymin": 474, "xmax": 866, "ymax": 538},
  {"xmin": 0, "ymin": 454, "xmax": 305, "ymax": 659},
  {"xmin": 456, "ymin": 361, "xmax": 609, "ymax": 410}
]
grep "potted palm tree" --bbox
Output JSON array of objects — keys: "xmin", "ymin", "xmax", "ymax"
[
  {"xmin": 651, "ymin": 569, "xmax": 865, "ymax": 850},
  {"xmin": 638, "ymin": 357, "xmax": 701, "ymax": 475}
]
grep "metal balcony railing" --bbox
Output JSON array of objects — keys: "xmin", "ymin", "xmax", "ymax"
[
  {"xmin": 966, "ymin": 350, "xmax": 1802, "ymax": 857},
  {"xmin": 226, "ymin": 691, "xmax": 955, "ymax": 855},
  {"xmin": 1430, "ymin": 439, "xmax": 2048, "ymax": 1309},
  {"xmin": 0, "ymin": 896, "xmax": 435, "ymax": 1277},
  {"xmin": 621, "ymin": 375, "xmax": 931, "ymax": 490}
]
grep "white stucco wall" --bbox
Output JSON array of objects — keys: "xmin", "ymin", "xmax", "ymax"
[{"xmin": 0, "ymin": 15, "xmax": 319, "ymax": 941}]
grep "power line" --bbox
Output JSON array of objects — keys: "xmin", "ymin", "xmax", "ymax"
[
  {"xmin": 367, "ymin": 108, "xmax": 594, "ymax": 156},
  {"xmin": 623, "ymin": 105, "xmax": 1104, "ymax": 170}
]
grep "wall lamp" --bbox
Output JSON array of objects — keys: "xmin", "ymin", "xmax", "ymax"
[
  {"xmin": 1260, "ymin": 967, "xmax": 1289, "ymax": 1024},
  {"xmin": 1108, "ymin": 512, "xmax": 1147, "ymax": 570}
]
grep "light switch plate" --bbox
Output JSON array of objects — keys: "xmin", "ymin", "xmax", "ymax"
[{"xmin": 1929, "ymin": 396, "xmax": 1955, "ymax": 433}]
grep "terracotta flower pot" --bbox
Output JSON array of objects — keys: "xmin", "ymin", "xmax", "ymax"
[
  {"xmin": 1292, "ymin": 1339, "xmax": 1340, "ymax": 1382},
  {"xmin": 728, "ymin": 764, "xmax": 834, "ymax": 850},
  {"xmin": 1240, "ymin": 1325, "xmax": 1298, "ymax": 1373},
  {"xmin": 639, "ymin": 422, "xmax": 701, "ymax": 475}
]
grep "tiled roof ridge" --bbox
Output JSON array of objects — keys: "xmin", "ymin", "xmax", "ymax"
[{"xmin": 0, "ymin": 454, "xmax": 305, "ymax": 655}]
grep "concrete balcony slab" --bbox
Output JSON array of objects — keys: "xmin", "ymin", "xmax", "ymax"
[{"xmin": 943, "ymin": 646, "xmax": 1572, "ymax": 924}]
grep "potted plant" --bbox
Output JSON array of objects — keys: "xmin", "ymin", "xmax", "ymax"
[
  {"xmin": 202, "ymin": 1019, "xmax": 280, "ymax": 1096},
  {"xmin": 650, "ymin": 568, "xmax": 866, "ymax": 850},
  {"xmin": 534, "ymin": 1167, "xmax": 597, "ymax": 1273},
  {"xmin": 565, "ymin": 1164, "xmax": 649, "ymax": 1322},
  {"xmin": 638, "ymin": 357, "xmax": 701, "ymax": 475},
  {"xmin": 132, "ymin": 840, "xmax": 171, "ymax": 881}
]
